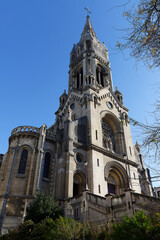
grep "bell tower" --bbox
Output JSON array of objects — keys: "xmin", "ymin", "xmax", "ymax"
[
  {"xmin": 54, "ymin": 15, "xmax": 152, "ymax": 201},
  {"xmin": 68, "ymin": 15, "xmax": 113, "ymax": 94}
]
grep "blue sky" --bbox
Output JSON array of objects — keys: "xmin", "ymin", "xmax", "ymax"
[{"xmin": 0, "ymin": 1, "xmax": 159, "ymax": 183}]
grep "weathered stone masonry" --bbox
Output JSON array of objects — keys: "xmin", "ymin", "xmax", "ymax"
[{"xmin": 0, "ymin": 15, "xmax": 160, "ymax": 233}]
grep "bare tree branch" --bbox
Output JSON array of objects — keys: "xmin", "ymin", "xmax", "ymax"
[{"xmin": 117, "ymin": 0, "xmax": 160, "ymax": 69}]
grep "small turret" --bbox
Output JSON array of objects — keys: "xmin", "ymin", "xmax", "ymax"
[
  {"xmin": 135, "ymin": 141, "xmax": 141, "ymax": 153},
  {"xmin": 59, "ymin": 90, "xmax": 68, "ymax": 109},
  {"xmin": 114, "ymin": 87, "xmax": 123, "ymax": 105}
]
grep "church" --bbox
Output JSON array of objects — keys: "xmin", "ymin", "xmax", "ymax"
[{"xmin": 0, "ymin": 15, "xmax": 159, "ymax": 233}]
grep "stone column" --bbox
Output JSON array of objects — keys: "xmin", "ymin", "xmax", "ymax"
[
  {"xmin": 91, "ymin": 53, "xmax": 96, "ymax": 76},
  {"xmin": 64, "ymin": 110, "xmax": 74, "ymax": 198},
  {"xmin": 83, "ymin": 53, "xmax": 86, "ymax": 88},
  {"xmin": 23, "ymin": 148, "xmax": 35, "ymax": 219},
  {"xmin": 79, "ymin": 73, "xmax": 81, "ymax": 87},
  {"xmin": 33, "ymin": 124, "xmax": 47, "ymax": 193},
  {"xmin": 0, "ymin": 139, "xmax": 19, "ymax": 233}
]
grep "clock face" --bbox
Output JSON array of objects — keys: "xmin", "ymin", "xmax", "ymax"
[
  {"xmin": 70, "ymin": 103, "xmax": 75, "ymax": 110},
  {"xmin": 106, "ymin": 101, "xmax": 113, "ymax": 109}
]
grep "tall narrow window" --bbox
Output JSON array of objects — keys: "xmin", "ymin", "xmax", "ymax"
[
  {"xmin": 94, "ymin": 97, "xmax": 97, "ymax": 109},
  {"xmin": 74, "ymin": 208, "xmax": 79, "ymax": 220},
  {"xmin": 96, "ymin": 130, "xmax": 98, "ymax": 140},
  {"xmin": 129, "ymin": 146, "xmax": 132, "ymax": 156},
  {"xmin": 96, "ymin": 69, "xmax": 99, "ymax": 84},
  {"xmin": 43, "ymin": 152, "xmax": 51, "ymax": 178},
  {"xmin": 81, "ymin": 68, "xmax": 83, "ymax": 87},
  {"xmin": 97, "ymin": 159, "xmax": 99, "ymax": 167},
  {"xmin": 86, "ymin": 40, "xmax": 91, "ymax": 50},
  {"xmin": 100, "ymin": 71, "xmax": 104, "ymax": 87},
  {"xmin": 98, "ymin": 185, "xmax": 101, "ymax": 193},
  {"xmin": 18, "ymin": 149, "xmax": 28, "ymax": 174}
]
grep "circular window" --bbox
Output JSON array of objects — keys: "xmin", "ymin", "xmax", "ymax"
[
  {"xmin": 106, "ymin": 101, "xmax": 113, "ymax": 109},
  {"xmin": 76, "ymin": 153, "xmax": 83, "ymax": 163},
  {"xmin": 70, "ymin": 103, "xmax": 75, "ymax": 110}
]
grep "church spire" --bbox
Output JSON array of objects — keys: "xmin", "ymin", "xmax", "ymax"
[{"xmin": 80, "ymin": 15, "xmax": 97, "ymax": 40}]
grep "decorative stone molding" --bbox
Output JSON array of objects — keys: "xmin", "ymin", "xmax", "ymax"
[{"xmin": 11, "ymin": 126, "xmax": 40, "ymax": 136}]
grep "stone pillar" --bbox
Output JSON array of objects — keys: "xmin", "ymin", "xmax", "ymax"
[
  {"xmin": 91, "ymin": 53, "xmax": 96, "ymax": 76},
  {"xmin": 81, "ymin": 191, "xmax": 89, "ymax": 222},
  {"xmin": 108, "ymin": 67, "xmax": 113, "ymax": 91},
  {"xmin": 83, "ymin": 53, "xmax": 86, "ymax": 88},
  {"xmin": 23, "ymin": 148, "xmax": 35, "ymax": 218},
  {"xmin": 33, "ymin": 124, "xmax": 47, "ymax": 193},
  {"xmin": 65, "ymin": 153, "xmax": 74, "ymax": 198},
  {"xmin": 0, "ymin": 140, "xmax": 19, "ymax": 233},
  {"xmin": 125, "ymin": 189, "xmax": 134, "ymax": 216},
  {"xmin": 79, "ymin": 73, "xmax": 81, "ymax": 87},
  {"xmin": 64, "ymin": 110, "xmax": 74, "ymax": 198}
]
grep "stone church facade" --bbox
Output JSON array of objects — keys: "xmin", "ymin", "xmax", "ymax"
[{"xmin": 0, "ymin": 16, "xmax": 159, "ymax": 233}]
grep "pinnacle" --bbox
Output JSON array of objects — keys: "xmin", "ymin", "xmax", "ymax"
[{"xmin": 81, "ymin": 15, "xmax": 97, "ymax": 40}]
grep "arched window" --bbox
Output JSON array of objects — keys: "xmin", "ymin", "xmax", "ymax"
[
  {"xmin": 86, "ymin": 40, "xmax": 91, "ymax": 50},
  {"xmin": 76, "ymin": 68, "xmax": 83, "ymax": 89},
  {"xmin": 43, "ymin": 152, "xmax": 51, "ymax": 178},
  {"xmin": 73, "ymin": 171, "xmax": 86, "ymax": 196},
  {"xmin": 96, "ymin": 65, "xmax": 105, "ymax": 87},
  {"xmin": 102, "ymin": 114, "xmax": 126, "ymax": 155},
  {"xmin": 18, "ymin": 149, "xmax": 28, "ymax": 174},
  {"xmin": 102, "ymin": 119, "xmax": 115, "ymax": 152}
]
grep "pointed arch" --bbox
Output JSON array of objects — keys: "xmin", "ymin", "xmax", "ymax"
[
  {"xmin": 73, "ymin": 171, "xmax": 86, "ymax": 196},
  {"xmin": 101, "ymin": 111, "xmax": 126, "ymax": 154},
  {"xmin": 104, "ymin": 161, "xmax": 128, "ymax": 195}
]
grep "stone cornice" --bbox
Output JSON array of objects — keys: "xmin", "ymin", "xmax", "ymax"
[
  {"xmin": 88, "ymin": 144, "xmax": 138, "ymax": 167},
  {"xmin": 94, "ymin": 53, "xmax": 109, "ymax": 67}
]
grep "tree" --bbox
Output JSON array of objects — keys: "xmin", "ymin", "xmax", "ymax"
[
  {"xmin": 116, "ymin": 1, "xmax": 160, "ymax": 167},
  {"xmin": 130, "ymin": 99, "xmax": 160, "ymax": 162},
  {"xmin": 1, "ymin": 211, "xmax": 160, "ymax": 240},
  {"xmin": 0, "ymin": 217, "xmax": 108, "ymax": 240},
  {"xmin": 117, "ymin": 0, "xmax": 160, "ymax": 69},
  {"xmin": 109, "ymin": 211, "xmax": 160, "ymax": 240},
  {"xmin": 24, "ymin": 192, "xmax": 63, "ymax": 223}
]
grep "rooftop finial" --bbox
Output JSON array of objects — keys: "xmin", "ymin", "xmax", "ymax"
[{"xmin": 84, "ymin": 7, "xmax": 91, "ymax": 16}]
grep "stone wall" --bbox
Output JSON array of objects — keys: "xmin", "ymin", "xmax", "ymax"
[{"xmin": 65, "ymin": 190, "xmax": 160, "ymax": 223}]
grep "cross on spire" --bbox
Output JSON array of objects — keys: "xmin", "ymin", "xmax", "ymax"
[{"xmin": 84, "ymin": 7, "xmax": 91, "ymax": 16}]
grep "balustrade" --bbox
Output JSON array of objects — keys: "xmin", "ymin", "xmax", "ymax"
[{"xmin": 11, "ymin": 126, "xmax": 40, "ymax": 135}]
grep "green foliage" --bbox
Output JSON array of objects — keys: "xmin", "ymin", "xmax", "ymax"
[
  {"xmin": 24, "ymin": 192, "xmax": 63, "ymax": 223},
  {"xmin": 0, "ymin": 217, "xmax": 109, "ymax": 240},
  {"xmin": 109, "ymin": 210, "xmax": 160, "ymax": 240},
  {"xmin": 1, "ymin": 211, "xmax": 160, "ymax": 240},
  {"xmin": 48, "ymin": 217, "xmax": 82, "ymax": 240}
]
